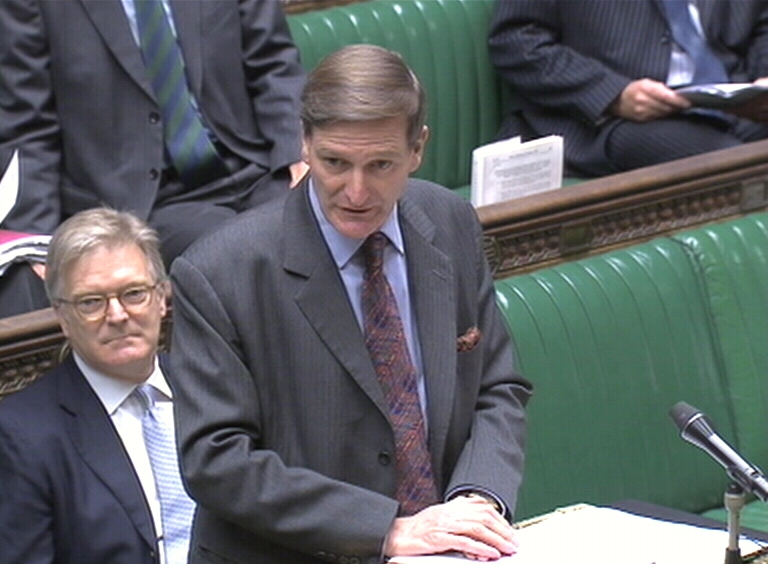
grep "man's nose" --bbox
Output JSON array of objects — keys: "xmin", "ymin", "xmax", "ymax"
[
  {"xmin": 104, "ymin": 296, "xmax": 129, "ymax": 321},
  {"xmin": 345, "ymin": 168, "xmax": 368, "ymax": 205}
]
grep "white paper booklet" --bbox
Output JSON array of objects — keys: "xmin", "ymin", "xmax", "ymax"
[{"xmin": 470, "ymin": 135, "xmax": 563, "ymax": 208}]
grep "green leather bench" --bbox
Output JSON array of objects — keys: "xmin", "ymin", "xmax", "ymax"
[
  {"xmin": 495, "ymin": 213, "xmax": 767, "ymax": 529},
  {"xmin": 287, "ymin": 0, "xmax": 516, "ymax": 195},
  {"xmin": 672, "ymin": 216, "xmax": 768, "ymax": 531}
]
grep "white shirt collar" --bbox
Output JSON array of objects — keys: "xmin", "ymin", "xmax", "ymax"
[
  {"xmin": 307, "ymin": 179, "xmax": 405, "ymax": 270},
  {"xmin": 74, "ymin": 352, "xmax": 169, "ymax": 415}
]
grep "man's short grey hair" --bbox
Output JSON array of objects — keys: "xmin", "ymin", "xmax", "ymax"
[
  {"xmin": 301, "ymin": 44, "xmax": 427, "ymax": 147},
  {"xmin": 45, "ymin": 208, "xmax": 166, "ymax": 301}
]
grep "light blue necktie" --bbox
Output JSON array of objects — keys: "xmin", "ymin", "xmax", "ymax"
[
  {"xmin": 134, "ymin": 0, "xmax": 228, "ymax": 188},
  {"xmin": 661, "ymin": 0, "xmax": 729, "ymax": 85},
  {"xmin": 138, "ymin": 385, "xmax": 195, "ymax": 564}
]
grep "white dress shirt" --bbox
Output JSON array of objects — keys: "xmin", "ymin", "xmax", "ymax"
[{"xmin": 75, "ymin": 353, "xmax": 174, "ymax": 564}]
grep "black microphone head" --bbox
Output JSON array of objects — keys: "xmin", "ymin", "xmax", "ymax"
[
  {"xmin": 669, "ymin": 400, "xmax": 718, "ymax": 460},
  {"xmin": 669, "ymin": 401, "xmax": 699, "ymax": 432}
]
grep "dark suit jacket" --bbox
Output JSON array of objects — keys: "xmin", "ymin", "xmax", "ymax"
[
  {"xmin": 0, "ymin": 354, "xmax": 176, "ymax": 564},
  {"xmin": 488, "ymin": 0, "xmax": 768, "ymax": 176},
  {"xmin": 0, "ymin": 0, "xmax": 304, "ymax": 234},
  {"xmin": 169, "ymin": 179, "xmax": 532, "ymax": 564}
]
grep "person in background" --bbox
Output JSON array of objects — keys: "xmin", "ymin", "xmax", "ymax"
[
  {"xmin": 169, "ymin": 44, "xmax": 532, "ymax": 564},
  {"xmin": 0, "ymin": 0, "xmax": 307, "ymax": 317},
  {"xmin": 0, "ymin": 208, "xmax": 193, "ymax": 564},
  {"xmin": 489, "ymin": 0, "xmax": 768, "ymax": 177}
]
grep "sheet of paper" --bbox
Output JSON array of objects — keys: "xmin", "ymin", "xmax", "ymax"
[
  {"xmin": 0, "ymin": 150, "xmax": 20, "ymax": 225},
  {"xmin": 390, "ymin": 505, "xmax": 767, "ymax": 564},
  {"xmin": 470, "ymin": 135, "xmax": 563, "ymax": 207}
]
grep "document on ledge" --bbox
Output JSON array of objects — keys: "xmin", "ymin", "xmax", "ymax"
[
  {"xmin": 470, "ymin": 135, "xmax": 563, "ymax": 207},
  {"xmin": 389, "ymin": 504, "xmax": 767, "ymax": 564}
]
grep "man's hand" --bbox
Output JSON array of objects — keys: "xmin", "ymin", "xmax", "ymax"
[
  {"xmin": 288, "ymin": 160, "xmax": 310, "ymax": 188},
  {"xmin": 383, "ymin": 496, "xmax": 518, "ymax": 561},
  {"xmin": 609, "ymin": 78, "xmax": 691, "ymax": 122}
]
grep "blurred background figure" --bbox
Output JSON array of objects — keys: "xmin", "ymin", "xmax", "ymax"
[{"xmin": 489, "ymin": 0, "xmax": 768, "ymax": 177}]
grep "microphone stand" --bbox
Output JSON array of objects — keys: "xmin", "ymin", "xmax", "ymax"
[{"xmin": 724, "ymin": 482, "xmax": 745, "ymax": 564}]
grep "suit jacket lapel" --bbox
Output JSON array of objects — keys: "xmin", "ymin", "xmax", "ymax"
[
  {"xmin": 170, "ymin": 0, "xmax": 204, "ymax": 95},
  {"xmin": 79, "ymin": 0, "xmax": 155, "ymax": 101},
  {"xmin": 399, "ymin": 193, "xmax": 456, "ymax": 483},
  {"xmin": 283, "ymin": 183, "xmax": 391, "ymax": 422},
  {"xmin": 57, "ymin": 356, "xmax": 156, "ymax": 549}
]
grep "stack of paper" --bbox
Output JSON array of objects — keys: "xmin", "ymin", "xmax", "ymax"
[
  {"xmin": 0, "ymin": 230, "xmax": 50, "ymax": 275},
  {"xmin": 390, "ymin": 504, "xmax": 767, "ymax": 564}
]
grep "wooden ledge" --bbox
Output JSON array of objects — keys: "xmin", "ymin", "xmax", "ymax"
[{"xmin": 478, "ymin": 139, "xmax": 768, "ymax": 277}]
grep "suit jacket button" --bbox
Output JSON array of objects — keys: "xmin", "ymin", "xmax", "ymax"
[
  {"xmin": 149, "ymin": 111, "xmax": 160, "ymax": 124},
  {"xmin": 149, "ymin": 168, "xmax": 160, "ymax": 181},
  {"xmin": 378, "ymin": 450, "xmax": 392, "ymax": 466}
]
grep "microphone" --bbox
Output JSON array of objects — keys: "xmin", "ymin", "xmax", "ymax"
[{"xmin": 669, "ymin": 401, "xmax": 768, "ymax": 502}]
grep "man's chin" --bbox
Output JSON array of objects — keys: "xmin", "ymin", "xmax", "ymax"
[{"xmin": 333, "ymin": 216, "xmax": 384, "ymax": 240}]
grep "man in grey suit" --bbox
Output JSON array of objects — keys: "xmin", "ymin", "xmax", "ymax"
[
  {"xmin": 0, "ymin": 0, "xmax": 305, "ymax": 316},
  {"xmin": 0, "ymin": 208, "xmax": 192, "ymax": 563},
  {"xmin": 169, "ymin": 44, "xmax": 532, "ymax": 563},
  {"xmin": 489, "ymin": 0, "xmax": 768, "ymax": 177}
]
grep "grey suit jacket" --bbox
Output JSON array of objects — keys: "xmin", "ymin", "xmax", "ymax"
[
  {"xmin": 0, "ymin": 355, "xmax": 169, "ymax": 564},
  {"xmin": 0, "ymin": 0, "xmax": 304, "ymax": 233},
  {"xmin": 169, "ymin": 179, "xmax": 532, "ymax": 564},
  {"xmin": 489, "ymin": 0, "xmax": 768, "ymax": 176}
]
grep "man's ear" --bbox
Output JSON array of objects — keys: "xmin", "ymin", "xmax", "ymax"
[
  {"xmin": 409, "ymin": 125, "xmax": 430, "ymax": 172},
  {"xmin": 53, "ymin": 305, "xmax": 72, "ymax": 340}
]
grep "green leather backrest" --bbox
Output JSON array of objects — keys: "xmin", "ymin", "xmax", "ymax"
[
  {"xmin": 495, "ymin": 238, "xmax": 737, "ymax": 520},
  {"xmin": 671, "ymin": 213, "xmax": 768, "ymax": 472},
  {"xmin": 287, "ymin": 0, "xmax": 507, "ymax": 190}
]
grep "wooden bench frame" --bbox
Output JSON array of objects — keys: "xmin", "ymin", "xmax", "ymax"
[{"xmin": 480, "ymin": 139, "xmax": 768, "ymax": 277}]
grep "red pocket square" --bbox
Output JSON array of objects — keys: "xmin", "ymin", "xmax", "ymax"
[{"xmin": 456, "ymin": 326, "xmax": 482, "ymax": 352}]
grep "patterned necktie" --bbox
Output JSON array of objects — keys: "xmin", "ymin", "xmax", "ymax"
[
  {"xmin": 361, "ymin": 232, "xmax": 438, "ymax": 515},
  {"xmin": 661, "ymin": 0, "xmax": 728, "ymax": 84},
  {"xmin": 134, "ymin": 0, "xmax": 228, "ymax": 188},
  {"xmin": 138, "ymin": 385, "xmax": 195, "ymax": 564}
]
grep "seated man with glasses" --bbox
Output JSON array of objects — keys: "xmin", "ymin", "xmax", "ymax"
[{"xmin": 0, "ymin": 207, "xmax": 194, "ymax": 564}]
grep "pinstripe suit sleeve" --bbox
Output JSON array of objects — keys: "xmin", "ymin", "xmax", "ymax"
[
  {"xmin": 488, "ymin": 0, "xmax": 632, "ymax": 124},
  {"xmin": 745, "ymin": 0, "xmax": 768, "ymax": 79}
]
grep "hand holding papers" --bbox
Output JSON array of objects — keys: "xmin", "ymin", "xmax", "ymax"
[
  {"xmin": 389, "ymin": 504, "xmax": 767, "ymax": 564},
  {"xmin": 470, "ymin": 135, "xmax": 563, "ymax": 208}
]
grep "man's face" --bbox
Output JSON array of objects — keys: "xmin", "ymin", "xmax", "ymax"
[
  {"xmin": 54, "ymin": 244, "xmax": 166, "ymax": 384},
  {"xmin": 303, "ymin": 116, "xmax": 427, "ymax": 240}
]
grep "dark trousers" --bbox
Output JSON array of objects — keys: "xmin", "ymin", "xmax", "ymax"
[
  {"xmin": 603, "ymin": 115, "xmax": 768, "ymax": 174},
  {"xmin": 0, "ymin": 263, "xmax": 49, "ymax": 319}
]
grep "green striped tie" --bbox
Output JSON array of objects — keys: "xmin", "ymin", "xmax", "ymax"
[{"xmin": 135, "ymin": 0, "xmax": 228, "ymax": 188}]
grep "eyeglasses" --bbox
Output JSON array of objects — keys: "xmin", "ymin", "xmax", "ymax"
[{"xmin": 56, "ymin": 282, "xmax": 162, "ymax": 321}]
